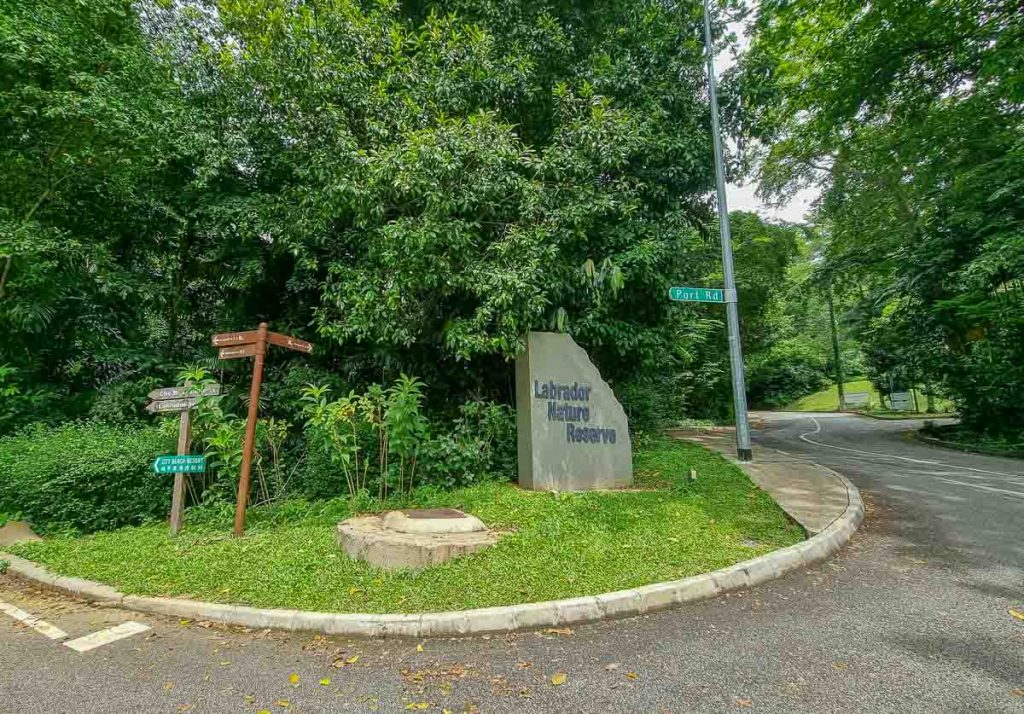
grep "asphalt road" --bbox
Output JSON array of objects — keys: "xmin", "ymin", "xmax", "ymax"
[{"xmin": 1, "ymin": 413, "xmax": 1022, "ymax": 713}]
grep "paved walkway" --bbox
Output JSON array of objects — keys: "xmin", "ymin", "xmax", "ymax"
[{"xmin": 673, "ymin": 429, "xmax": 851, "ymax": 534}]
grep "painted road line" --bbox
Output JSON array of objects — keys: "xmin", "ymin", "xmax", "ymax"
[
  {"xmin": 0, "ymin": 600, "xmax": 68, "ymax": 640},
  {"xmin": 800, "ymin": 417, "xmax": 1022, "ymax": 478},
  {"xmin": 63, "ymin": 621, "xmax": 151, "ymax": 653}
]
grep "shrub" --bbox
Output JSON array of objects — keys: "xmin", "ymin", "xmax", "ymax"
[
  {"xmin": 418, "ymin": 400, "xmax": 516, "ymax": 489},
  {"xmin": 0, "ymin": 364, "xmax": 60, "ymax": 435},
  {"xmin": 87, "ymin": 376, "xmax": 161, "ymax": 425},
  {"xmin": 0, "ymin": 422, "xmax": 171, "ymax": 533},
  {"xmin": 748, "ymin": 338, "xmax": 830, "ymax": 408}
]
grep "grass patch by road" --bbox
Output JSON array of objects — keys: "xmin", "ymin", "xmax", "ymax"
[
  {"xmin": 788, "ymin": 378, "xmax": 876, "ymax": 411},
  {"xmin": 787, "ymin": 378, "xmax": 954, "ymax": 414},
  {"xmin": 6, "ymin": 437, "xmax": 802, "ymax": 614}
]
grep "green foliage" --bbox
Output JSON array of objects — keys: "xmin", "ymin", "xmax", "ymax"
[
  {"xmin": 2, "ymin": 0, "xmax": 742, "ymax": 426},
  {"xmin": 418, "ymin": 400, "xmax": 517, "ymax": 489},
  {"xmin": 302, "ymin": 376, "xmax": 432, "ymax": 499},
  {"xmin": 733, "ymin": 0, "xmax": 1024, "ymax": 434},
  {"xmin": 748, "ymin": 338, "xmax": 829, "ymax": 408},
  {"xmin": 0, "ymin": 422, "xmax": 171, "ymax": 533},
  {"xmin": 0, "ymin": 0, "xmax": 221, "ymax": 424},
  {"xmin": 0, "ymin": 364, "xmax": 58, "ymax": 433}
]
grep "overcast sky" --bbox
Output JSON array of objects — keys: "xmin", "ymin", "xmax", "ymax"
[{"xmin": 716, "ymin": 11, "xmax": 819, "ymax": 225}]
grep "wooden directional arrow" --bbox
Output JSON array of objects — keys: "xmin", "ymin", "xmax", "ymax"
[
  {"xmin": 211, "ymin": 330, "xmax": 258, "ymax": 347},
  {"xmin": 219, "ymin": 343, "xmax": 261, "ymax": 360},
  {"xmin": 145, "ymin": 397, "xmax": 200, "ymax": 413},
  {"xmin": 149, "ymin": 385, "xmax": 221, "ymax": 401},
  {"xmin": 267, "ymin": 332, "xmax": 314, "ymax": 354}
]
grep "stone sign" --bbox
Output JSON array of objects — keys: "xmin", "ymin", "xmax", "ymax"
[{"xmin": 515, "ymin": 331, "xmax": 632, "ymax": 491}]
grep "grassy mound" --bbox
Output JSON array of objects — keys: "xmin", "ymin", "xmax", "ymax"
[
  {"xmin": 7, "ymin": 437, "xmax": 802, "ymax": 613},
  {"xmin": 786, "ymin": 379, "xmax": 953, "ymax": 414}
]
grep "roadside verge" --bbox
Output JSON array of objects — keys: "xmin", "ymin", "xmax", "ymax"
[
  {"xmin": 912, "ymin": 430, "xmax": 1024, "ymax": 459},
  {"xmin": 1, "ymin": 446, "xmax": 863, "ymax": 638}
]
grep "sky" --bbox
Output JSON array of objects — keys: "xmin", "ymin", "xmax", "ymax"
[{"xmin": 715, "ymin": 10, "xmax": 820, "ymax": 225}]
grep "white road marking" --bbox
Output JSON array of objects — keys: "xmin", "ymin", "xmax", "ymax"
[
  {"xmin": 0, "ymin": 600, "xmax": 68, "ymax": 640},
  {"xmin": 798, "ymin": 417, "xmax": 1024, "ymax": 501},
  {"xmin": 799, "ymin": 417, "xmax": 1021, "ymax": 478},
  {"xmin": 63, "ymin": 621, "xmax": 151, "ymax": 653},
  {"xmin": 931, "ymin": 476, "xmax": 1024, "ymax": 499}
]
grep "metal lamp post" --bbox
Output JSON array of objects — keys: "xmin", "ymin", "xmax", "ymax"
[{"xmin": 702, "ymin": 0, "xmax": 753, "ymax": 461}]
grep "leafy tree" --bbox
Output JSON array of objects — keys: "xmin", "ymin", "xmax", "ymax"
[{"xmin": 732, "ymin": 0, "xmax": 1024, "ymax": 432}]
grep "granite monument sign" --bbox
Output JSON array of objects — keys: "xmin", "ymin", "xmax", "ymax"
[{"xmin": 516, "ymin": 331, "xmax": 633, "ymax": 490}]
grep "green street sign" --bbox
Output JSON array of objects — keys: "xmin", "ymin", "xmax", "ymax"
[
  {"xmin": 668, "ymin": 286, "xmax": 725, "ymax": 303},
  {"xmin": 153, "ymin": 454, "xmax": 207, "ymax": 474}
]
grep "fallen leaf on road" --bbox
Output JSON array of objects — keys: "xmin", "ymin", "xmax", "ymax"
[
  {"xmin": 288, "ymin": 673, "xmax": 300, "ymax": 687},
  {"xmin": 604, "ymin": 663, "xmax": 619, "ymax": 671},
  {"xmin": 1009, "ymin": 609, "xmax": 1024, "ymax": 622},
  {"xmin": 517, "ymin": 661, "xmax": 533, "ymax": 669},
  {"xmin": 1012, "ymin": 688, "xmax": 1024, "ymax": 696},
  {"xmin": 178, "ymin": 619, "xmax": 192, "ymax": 627},
  {"xmin": 257, "ymin": 710, "xmax": 270, "ymax": 714},
  {"xmin": 219, "ymin": 661, "xmax": 231, "ymax": 666},
  {"xmin": 405, "ymin": 703, "xmax": 429, "ymax": 710},
  {"xmin": 347, "ymin": 655, "xmax": 360, "ymax": 664},
  {"xmin": 541, "ymin": 627, "xmax": 574, "ymax": 636},
  {"xmin": 735, "ymin": 698, "xmax": 752, "ymax": 708},
  {"xmin": 319, "ymin": 677, "xmax": 331, "ymax": 686},
  {"xmin": 276, "ymin": 700, "xmax": 290, "ymax": 709},
  {"xmin": 550, "ymin": 672, "xmax": 567, "ymax": 686},
  {"xmin": 163, "ymin": 682, "xmax": 174, "ymax": 692},
  {"xmin": 417, "ymin": 643, "xmax": 424, "ymax": 652},
  {"xmin": 625, "ymin": 672, "xmax": 639, "ymax": 680}
]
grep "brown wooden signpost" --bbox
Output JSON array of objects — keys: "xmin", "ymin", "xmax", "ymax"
[
  {"xmin": 147, "ymin": 384, "xmax": 221, "ymax": 535},
  {"xmin": 212, "ymin": 323, "xmax": 314, "ymax": 536}
]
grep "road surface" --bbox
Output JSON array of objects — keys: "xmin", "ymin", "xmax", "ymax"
[{"xmin": 1, "ymin": 413, "xmax": 1021, "ymax": 712}]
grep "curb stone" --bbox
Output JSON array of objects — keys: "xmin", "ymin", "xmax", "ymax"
[{"xmin": 1, "ymin": 468, "xmax": 863, "ymax": 638}]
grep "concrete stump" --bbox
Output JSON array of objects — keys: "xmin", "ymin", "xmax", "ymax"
[{"xmin": 337, "ymin": 509, "xmax": 497, "ymax": 570}]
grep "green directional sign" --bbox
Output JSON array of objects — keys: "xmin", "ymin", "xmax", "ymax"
[
  {"xmin": 153, "ymin": 454, "xmax": 206, "ymax": 474},
  {"xmin": 668, "ymin": 286, "xmax": 725, "ymax": 303}
]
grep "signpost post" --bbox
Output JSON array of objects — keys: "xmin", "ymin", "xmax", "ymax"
[
  {"xmin": 147, "ymin": 384, "xmax": 220, "ymax": 535},
  {"xmin": 214, "ymin": 323, "xmax": 314, "ymax": 537},
  {"xmin": 701, "ymin": 0, "xmax": 753, "ymax": 461}
]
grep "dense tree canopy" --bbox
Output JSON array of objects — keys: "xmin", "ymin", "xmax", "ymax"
[
  {"xmin": 5, "ymin": 0, "xmax": 805, "ymax": 432},
  {"xmin": 732, "ymin": 0, "xmax": 1024, "ymax": 431}
]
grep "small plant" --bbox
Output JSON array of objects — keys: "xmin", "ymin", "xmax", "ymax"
[
  {"xmin": 301, "ymin": 385, "xmax": 365, "ymax": 501},
  {"xmin": 385, "ymin": 375, "xmax": 428, "ymax": 495},
  {"xmin": 301, "ymin": 375, "xmax": 429, "ymax": 500},
  {"xmin": 0, "ymin": 558, "xmax": 8, "ymax": 575}
]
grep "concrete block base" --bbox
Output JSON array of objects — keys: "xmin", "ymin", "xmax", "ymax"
[{"xmin": 337, "ymin": 514, "xmax": 498, "ymax": 570}]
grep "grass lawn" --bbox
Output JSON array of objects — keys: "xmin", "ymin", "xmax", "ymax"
[
  {"xmin": 786, "ymin": 378, "xmax": 954, "ymax": 414},
  {"xmin": 6, "ymin": 437, "xmax": 802, "ymax": 614}
]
